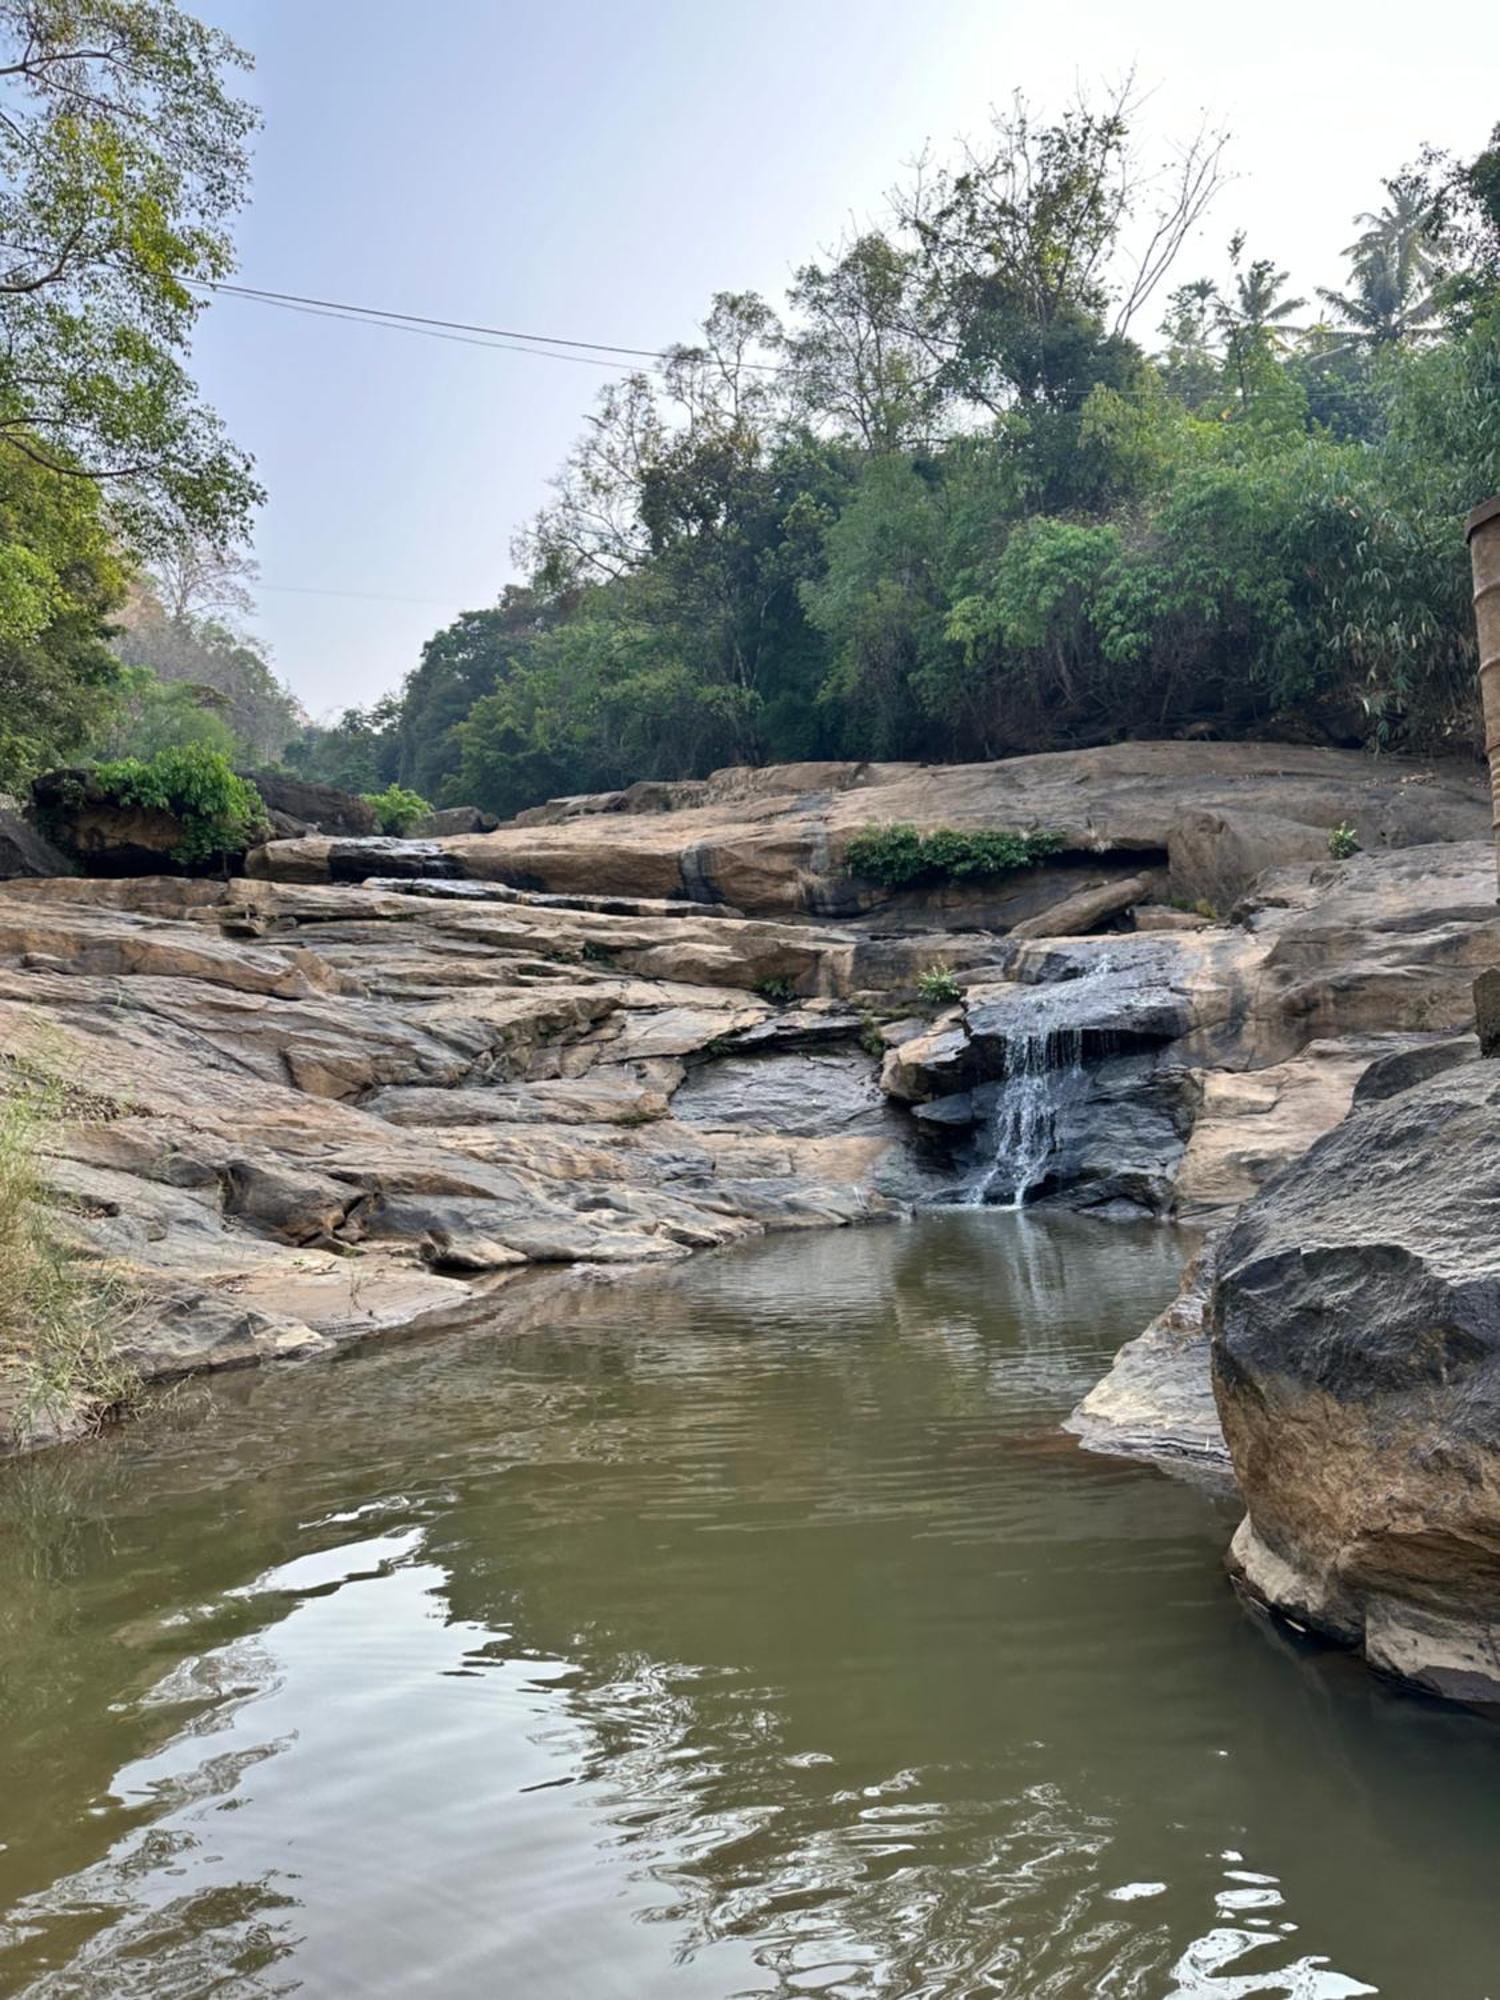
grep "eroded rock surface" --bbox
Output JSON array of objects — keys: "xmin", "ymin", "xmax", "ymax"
[{"xmin": 1212, "ymin": 1060, "xmax": 1500, "ymax": 1702}]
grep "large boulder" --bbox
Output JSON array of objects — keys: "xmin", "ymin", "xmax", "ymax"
[
  {"xmin": 241, "ymin": 771, "xmax": 377, "ymax": 836},
  {"xmin": 1212, "ymin": 1058, "xmax": 1500, "ymax": 1702},
  {"xmin": 0, "ymin": 804, "xmax": 72, "ymax": 880}
]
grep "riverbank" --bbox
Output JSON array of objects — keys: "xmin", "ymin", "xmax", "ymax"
[{"xmin": 7, "ymin": 740, "xmax": 1500, "ymax": 1700}]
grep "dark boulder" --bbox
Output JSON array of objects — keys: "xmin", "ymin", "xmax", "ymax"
[
  {"xmin": 240, "ymin": 771, "xmax": 377, "ymax": 837},
  {"xmin": 0, "ymin": 804, "xmax": 72, "ymax": 880},
  {"xmin": 1212, "ymin": 1058, "xmax": 1500, "ymax": 1702}
]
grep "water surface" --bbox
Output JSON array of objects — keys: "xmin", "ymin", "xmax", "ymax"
[{"xmin": 1, "ymin": 1214, "xmax": 1498, "ymax": 1998}]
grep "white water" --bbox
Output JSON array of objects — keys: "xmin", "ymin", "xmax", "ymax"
[{"xmin": 964, "ymin": 1027, "xmax": 1087, "ymax": 1209}]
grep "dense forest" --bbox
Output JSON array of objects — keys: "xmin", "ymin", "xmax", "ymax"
[
  {"xmin": 1, "ymin": 26, "xmax": 1498, "ymax": 822},
  {"xmin": 283, "ymin": 93, "xmax": 1500, "ymax": 819}
]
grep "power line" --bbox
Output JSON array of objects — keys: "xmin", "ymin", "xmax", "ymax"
[
  {"xmin": 189, "ymin": 278, "xmax": 787, "ymax": 373},
  {"xmin": 258, "ymin": 579, "xmax": 467, "ymax": 606}
]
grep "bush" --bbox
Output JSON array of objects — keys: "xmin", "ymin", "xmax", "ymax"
[
  {"xmin": 1328, "ymin": 821, "xmax": 1360, "ymax": 860},
  {"xmin": 755, "ymin": 974, "xmax": 797, "ymax": 1004},
  {"xmin": 0, "ymin": 1051, "xmax": 137, "ymax": 1440},
  {"xmin": 916, "ymin": 963, "xmax": 963, "ymax": 1005},
  {"xmin": 361, "ymin": 782, "xmax": 432, "ymax": 835},
  {"xmin": 845, "ymin": 822, "xmax": 1065, "ymax": 888},
  {"xmin": 91, "ymin": 744, "xmax": 269, "ymax": 863}
]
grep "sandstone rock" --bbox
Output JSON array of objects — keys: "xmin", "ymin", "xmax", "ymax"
[
  {"xmin": 1167, "ymin": 808, "xmax": 1332, "ymax": 913},
  {"xmin": 1065, "ymin": 1242, "xmax": 1230, "ymax": 1481},
  {"xmin": 1212, "ymin": 1058, "xmax": 1500, "ymax": 1701},
  {"xmin": 1006, "ymin": 871, "xmax": 1158, "ymax": 938},
  {"xmin": 413, "ymin": 806, "xmax": 497, "ymax": 836}
]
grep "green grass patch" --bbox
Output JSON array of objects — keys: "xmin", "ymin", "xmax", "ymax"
[
  {"xmin": 0, "ymin": 1049, "xmax": 138, "ymax": 1442},
  {"xmin": 845, "ymin": 823, "xmax": 1065, "ymax": 889}
]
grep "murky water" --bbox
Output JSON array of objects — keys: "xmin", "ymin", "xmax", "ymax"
[{"xmin": 2, "ymin": 1215, "xmax": 1499, "ymax": 1999}]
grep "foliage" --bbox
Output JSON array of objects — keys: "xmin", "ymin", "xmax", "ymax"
[
  {"xmin": 90, "ymin": 743, "xmax": 268, "ymax": 860},
  {"xmin": 113, "ymin": 562, "xmax": 299, "ymax": 763},
  {"xmin": 89, "ymin": 663, "xmax": 241, "ymax": 761},
  {"xmin": 360, "ymin": 783, "xmax": 431, "ymax": 835},
  {"xmin": 755, "ymin": 975, "xmax": 797, "ymax": 1005},
  {"xmin": 0, "ymin": 0, "xmax": 261, "ymax": 552},
  {"xmin": 1328, "ymin": 822, "xmax": 1360, "ymax": 859},
  {"xmin": 846, "ymin": 823, "xmax": 1064, "ymax": 889},
  {"xmin": 329, "ymin": 102, "xmax": 1500, "ymax": 818},
  {"xmin": 0, "ymin": 444, "xmax": 127, "ymax": 788},
  {"xmin": 916, "ymin": 964, "xmax": 964, "ymax": 1005},
  {"xmin": 0, "ymin": 1047, "xmax": 137, "ymax": 1440}
]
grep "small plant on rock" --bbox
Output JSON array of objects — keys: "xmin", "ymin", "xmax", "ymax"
[
  {"xmin": 361, "ymin": 783, "xmax": 432, "ymax": 835},
  {"xmin": 755, "ymin": 975, "xmax": 797, "ymax": 1005},
  {"xmin": 916, "ymin": 963, "xmax": 964, "ymax": 1006},
  {"xmin": 1328, "ymin": 821, "xmax": 1360, "ymax": 860},
  {"xmin": 90, "ymin": 745, "xmax": 269, "ymax": 864}
]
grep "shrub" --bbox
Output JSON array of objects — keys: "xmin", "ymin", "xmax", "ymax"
[
  {"xmin": 361, "ymin": 783, "xmax": 432, "ymax": 835},
  {"xmin": 755, "ymin": 975, "xmax": 798, "ymax": 1004},
  {"xmin": 845, "ymin": 822, "xmax": 1065, "ymax": 889},
  {"xmin": 916, "ymin": 964, "xmax": 963, "ymax": 1005},
  {"xmin": 0, "ymin": 1050, "xmax": 137, "ymax": 1440},
  {"xmin": 1328, "ymin": 821, "xmax": 1360, "ymax": 860},
  {"xmin": 91, "ymin": 744, "xmax": 269, "ymax": 863}
]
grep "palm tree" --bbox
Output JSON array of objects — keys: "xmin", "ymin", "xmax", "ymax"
[
  {"xmin": 1319, "ymin": 181, "xmax": 1441, "ymax": 345},
  {"xmin": 1219, "ymin": 257, "xmax": 1306, "ymax": 348}
]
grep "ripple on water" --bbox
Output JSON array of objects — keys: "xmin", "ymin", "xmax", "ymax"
[{"xmin": 0, "ymin": 1213, "xmax": 1491, "ymax": 1997}]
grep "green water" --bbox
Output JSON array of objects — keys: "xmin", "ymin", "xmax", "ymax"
[{"xmin": 1, "ymin": 1213, "xmax": 1498, "ymax": 1999}]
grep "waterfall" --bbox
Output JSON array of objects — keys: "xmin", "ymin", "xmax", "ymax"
[{"xmin": 964, "ymin": 1028, "xmax": 1086, "ymax": 1210}]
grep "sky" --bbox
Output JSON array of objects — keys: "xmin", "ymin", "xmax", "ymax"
[{"xmin": 189, "ymin": 0, "xmax": 1499, "ymax": 718}]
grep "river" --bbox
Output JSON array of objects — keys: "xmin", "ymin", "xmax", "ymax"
[{"xmin": 1, "ymin": 1212, "xmax": 1498, "ymax": 1998}]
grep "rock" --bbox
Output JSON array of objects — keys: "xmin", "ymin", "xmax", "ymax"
[
  {"xmin": 413, "ymin": 806, "xmax": 498, "ymax": 836},
  {"xmin": 1168, "ymin": 808, "xmax": 1332, "ymax": 914},
  {"xmin": 240, "ymin": 772, "xmax": 377, "ymax": 836},
  {"xmin": 0, "ymin": 805, "xmax": 72, "ymax": 880},
  {"xmin": 32, "ymin": 768, "xmax": 197, "ymax": 875},
  {"xmin": 1211, "ymin": 1058, "xmax": 1500, "ymax": 1701},
  {"xmin": 1007, "ymin": 871, "xmax": 1158, "ymax": 938},
  {"xmin": 431, "ymin": 742, "xmax": 1488, "ymax": 920},
  {"xmin": 1352, "ymin": 1034, "xmax": 1479, "ymax": 1106},
  {"xmin": 245, "ymin": 835, "xmax": 463, "ymax": 882},
  {"xmin": 1132, "ymin": 904, "xmax": 1211, "ymax": 932},
  {"xmin": 1065, "ymin": 1242, "xmax": 1231, "ymax": 1481}
]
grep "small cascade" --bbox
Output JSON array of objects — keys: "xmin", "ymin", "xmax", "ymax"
[{"xmin": 964, "ymin": 1028, "xmax": 1086, "ymax": 1210}]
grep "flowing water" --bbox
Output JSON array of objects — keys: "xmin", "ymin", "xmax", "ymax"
[
  {"xmin": 2, "ymin": 1213, "xmax": 1500, "ymax": 1999},
  {"xmin": 963, "ymin": 1033, "xmax": 1087, "ymax": 1209}
]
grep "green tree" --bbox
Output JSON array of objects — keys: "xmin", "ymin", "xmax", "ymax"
[{"xmin": 0, "ymin": 0, "xmax": 262, "ymax": 550}]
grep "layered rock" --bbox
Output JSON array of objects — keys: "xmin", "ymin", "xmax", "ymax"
[{"xmin": 1211, "ymin": 1060, "xmax": 1500, "ymax": 1702}]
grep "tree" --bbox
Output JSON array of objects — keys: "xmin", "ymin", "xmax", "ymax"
[
  {"xmin": 782, "ymin": 234, "xmax": 944, "ymax": 452},
  {"xmin": 1319, "ymin": 179, "xmax": 1442, "ymax": 346},
  {"xmin": 896, "ymin": 84, "xmax": 1228, "ymax": 415},
  {"xmin": 0, "ymin": 0, "xmax": 262, "ymax": 551},
  {"xmin": 0, "ymin": 444, "xmax": 124, "ymax": 787}
]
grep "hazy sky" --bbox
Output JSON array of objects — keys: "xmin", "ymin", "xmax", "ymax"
[{"xmin": 191, "ymin": 0, "xmax": 1498, "ymax": 717}]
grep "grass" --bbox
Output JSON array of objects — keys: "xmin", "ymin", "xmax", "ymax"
[
  {"xmin": 916, "ymin": 964, "xmax": 964, "ymax": 1006},
  {"xmin": 845, "ymin": 823, "xmax": 1065, "ymax": 890},
  {"xmin": 0, "ymin": 1048, "xmax": 138, "ymax": 1444}
]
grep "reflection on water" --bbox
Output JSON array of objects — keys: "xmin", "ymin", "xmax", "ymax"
[{"xmin": 0, "ymin": 1214, "xmax": 1497, "ymax": 1997}]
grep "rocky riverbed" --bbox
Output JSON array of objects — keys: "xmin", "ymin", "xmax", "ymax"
[{"xmin": 6, "ymin": 739, "xmax": 1500, "ymax": 1701}]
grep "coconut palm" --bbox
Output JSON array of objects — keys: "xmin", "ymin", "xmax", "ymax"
[
  {"xmin": 1219, "ymin": 257, "xmax": 1306, "ymax": 348},
  {"xmin": 1319, "ymin": 181, "xmax": 1441, "ymax": 345}
]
